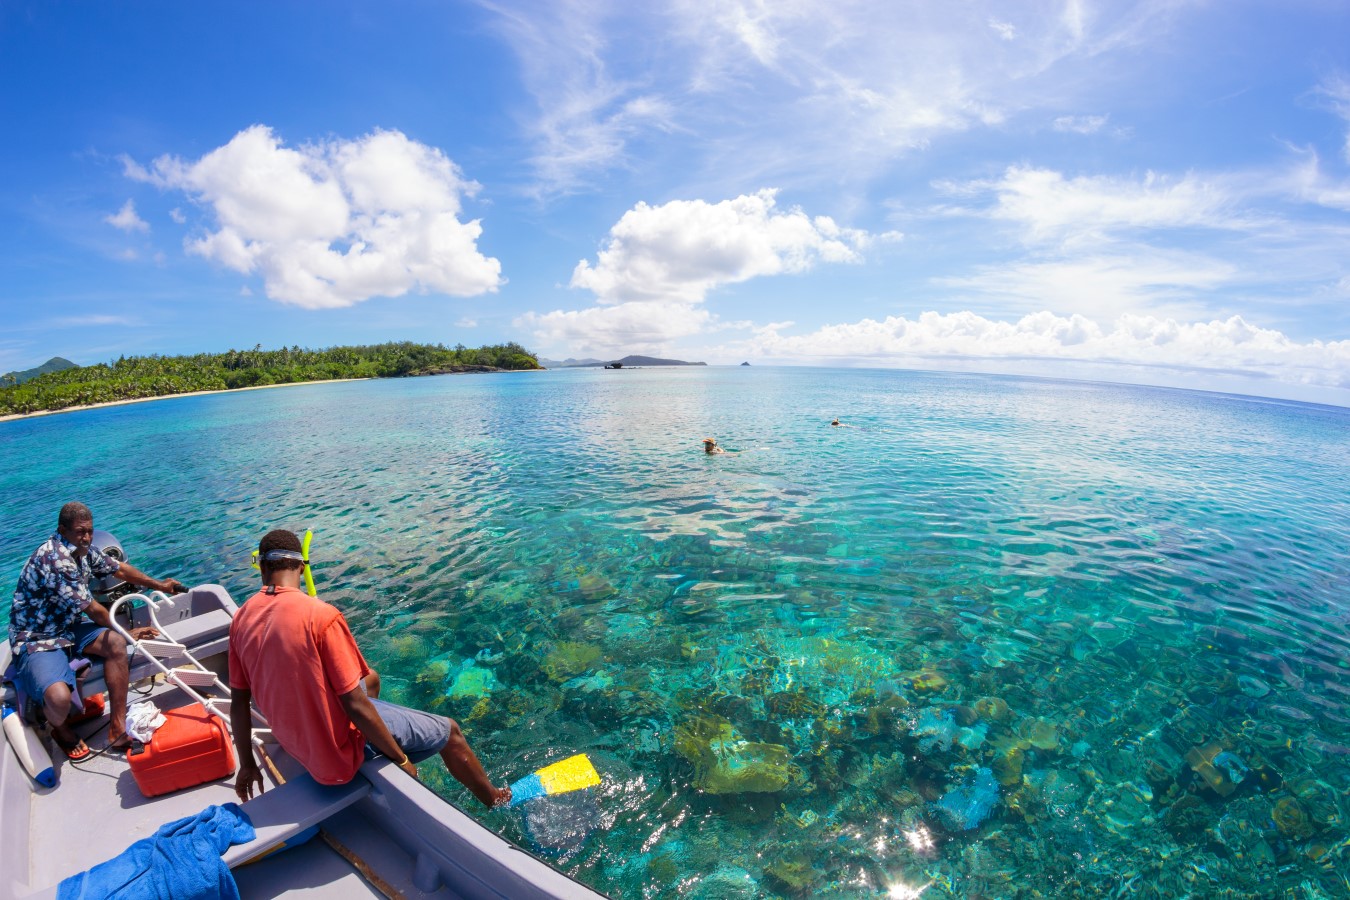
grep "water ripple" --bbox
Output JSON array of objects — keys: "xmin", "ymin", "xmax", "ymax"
[{"xmin": 2, "ymin": 370, "xmax": 1349, "ymax": 898}]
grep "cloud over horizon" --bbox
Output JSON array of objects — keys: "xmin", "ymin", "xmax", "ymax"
[
  {"xmin": 125, "ymin": 126, "xmax": 503, "ymax": 309},
  {"xmin": 519, "ymin": 189, "xmax": 898, "ymax": 352},
  {"xmin": 742, "ymin": 310, "xmax": 1350, "ymax": 390}
]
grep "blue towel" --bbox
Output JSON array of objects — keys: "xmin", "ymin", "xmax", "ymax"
[{"xmin": 59, "ymin": 803, "xmax": 255, "ymax": 900}]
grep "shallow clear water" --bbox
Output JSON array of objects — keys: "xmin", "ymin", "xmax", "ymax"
[{"xmin": 3, "ymin": 368, "xmax": 1348, "ymax": 898}]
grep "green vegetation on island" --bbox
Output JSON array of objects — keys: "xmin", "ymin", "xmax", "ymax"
[{"xmin": 0, "ymin": 342, "xmax": 540, "ymax": 417}]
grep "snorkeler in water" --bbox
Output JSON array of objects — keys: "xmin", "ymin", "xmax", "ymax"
[{"xmin": 702, "ymin": 437, "xmax": 726, "ymax": 454}]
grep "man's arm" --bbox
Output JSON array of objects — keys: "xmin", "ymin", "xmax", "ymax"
[
  {"xmin": 338, "ymin": 687, "xmax": 419, "ymax": 778},
  {"xmin": 83, "ymin": 598, "xmax": 158, "ymax": 641},
  {"xmin": 231, "ymin": 688, "xmax": 264, "ymax": 802},
  {"xmin": 114, "ymin": 561, "xmax": 186, "ymax": 597}
]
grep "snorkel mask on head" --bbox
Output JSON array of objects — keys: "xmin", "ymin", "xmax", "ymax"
[{"xmin": 251, "ymin": 528, "xmax": 318, "ymax": 596}]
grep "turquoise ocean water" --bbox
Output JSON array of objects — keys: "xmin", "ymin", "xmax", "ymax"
[{"xmin": 2, "ymin": 367, "xmax": 1348, "ymax": 898}]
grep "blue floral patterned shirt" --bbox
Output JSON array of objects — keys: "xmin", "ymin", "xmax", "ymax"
[{"xmin": 8, "ymin": 532, "xmax": 121, "ymax": 651}]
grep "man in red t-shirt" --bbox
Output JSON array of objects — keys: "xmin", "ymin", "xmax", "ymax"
[{"xmin": 228, "ymin": 529, "xmax": 509, "ymax": 808}]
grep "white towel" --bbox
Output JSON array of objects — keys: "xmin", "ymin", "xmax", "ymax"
[{"xmin": 126, "ymin": 701, "xmax": 166, "ymax": 743}]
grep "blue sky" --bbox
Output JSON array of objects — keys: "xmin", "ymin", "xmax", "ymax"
[{"xmin": 3, "ymin": 1, "xmax": 1349, "ymax": 404}]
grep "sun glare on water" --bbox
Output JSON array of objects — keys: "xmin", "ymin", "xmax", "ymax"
[{"xmin": 887, "ymin": 880, "xmax": 931, "ymax": 899}]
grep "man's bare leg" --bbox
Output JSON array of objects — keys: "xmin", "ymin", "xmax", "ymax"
[
  {"xmin": 439, "ymin": 718, "xmax": 510, "ymax": 808},
  {"xmin": 42, "ymin": 681, "xmax": 84, "ymax": 751},
  {"xmin": 82, "ymin": 629, "xmax": 131, "ymax": 746}
]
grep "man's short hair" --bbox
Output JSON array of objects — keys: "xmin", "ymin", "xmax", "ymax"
[
  {"xmin": 58, "ymin": 502, "xmax": 93, "ymax": 530},
  {"xmin": 258, "ymin": 529, "xmax": 305, "ymax": 571}
]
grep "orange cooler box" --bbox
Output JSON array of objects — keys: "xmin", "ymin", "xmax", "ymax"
[{"xmin": 128, "ymin": 703, "xmax": 236, "ymax": 797}]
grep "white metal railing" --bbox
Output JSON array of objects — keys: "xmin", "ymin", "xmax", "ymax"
[{"xmin": 107, "ymin": 591, "xmax": 272, "ymax": 750}]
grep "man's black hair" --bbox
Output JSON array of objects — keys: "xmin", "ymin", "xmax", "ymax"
[
  {"xmin": 258, "ymin": 529, "xmax": 304, "ymax": 571},
  {"xmin": 58, "ymin": 502, "xmax": 92, "ymax": 530}
]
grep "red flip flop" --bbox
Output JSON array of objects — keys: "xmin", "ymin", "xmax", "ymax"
[{"xmin": 55, "ymin": 736, "xmax": 92, "ymax": 761}]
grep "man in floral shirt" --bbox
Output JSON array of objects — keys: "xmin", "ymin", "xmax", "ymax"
[{"xmin": 8, "ymin": 502, "xmax": 187, "ymax": 759}]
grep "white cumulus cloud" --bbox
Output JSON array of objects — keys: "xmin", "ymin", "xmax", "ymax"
[
  {"xmin": 570, "ymin": 189, "xmax": 896, "ymax": 305},
  {"xmin": 518, "ymin": 301, "xmax": 714, "ymax": 355},
  {"xmin": 520, "ymin": 189, "xmax": 898, "ymax": 354},
  {"xmin": 106, "ymin": 200, "xmax": 149, "ymax": 232},
  {"xmin": 125, "ymin": 126, "xmax": 503, "ymax": 309}
]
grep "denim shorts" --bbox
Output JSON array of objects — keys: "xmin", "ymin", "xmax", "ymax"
[
  {"xmin": 14, "ymin": 622, "xmax": 108, "ymax": 703},
  {"xmin": 368, "ymin": 698, "xmax": 450, "ymax": 763}
]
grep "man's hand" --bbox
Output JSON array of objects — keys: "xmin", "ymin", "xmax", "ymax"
[
  {"xmin": 113, "ymin": 562, "xmax": 188, "ymax": 597},
  {"xmin": 399, "ymin": 756, "xmax": 419, "ymax": 779},
  {"xmin": 129, "ymin": 626, "xmax": 160, "ymax": 641},
  {"xmin": 159, "ymin": 578, "xmax": 187, "ymax": 595},
  {"xmin": 235, "ymin": 759, "xmax": 264, "ymax": 802}
]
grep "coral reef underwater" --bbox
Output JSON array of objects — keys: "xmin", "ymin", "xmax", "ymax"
[{"xmin": 362, "ymin": 528, "xmax": 1350, "ymax": 900}]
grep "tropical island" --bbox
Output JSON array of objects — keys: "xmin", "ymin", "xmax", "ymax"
[
  {"xmin": 0, "ymin": 341, "xmax": 541, "ymax": 417},
  {"xmin": 540, "ymin": 354, "xmax": 706, "ymax": 368}
]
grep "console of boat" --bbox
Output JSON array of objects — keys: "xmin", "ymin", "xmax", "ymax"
[{"xmin": 0, "ymin": 583, "xmax": 607, "ymax": 899}]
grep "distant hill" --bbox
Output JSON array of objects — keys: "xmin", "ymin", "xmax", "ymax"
[
  {"xmin": 577, "ymin": 355, "xmax": 707, "ymax": 368},
  {"xmin": 538, "ymin": 356, "xmax": 606, "ymax": 368},
  {"xmin": 0, "ymin": 356, "xmax": 77, "ymax": 387}
]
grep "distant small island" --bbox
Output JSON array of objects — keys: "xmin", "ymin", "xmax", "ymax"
[
  {"xmin": 0, "ymin": 341, "xmax": 541, "ymax": 417},
  {"xmin": 542, "ymin": 354, "xmax": 707, "ymax": 368}
]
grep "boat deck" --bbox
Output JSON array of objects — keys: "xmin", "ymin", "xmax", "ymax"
[
  {"xmin": 8, "ymin": 678, "xmax": 414, "ymax": 898},
  {"xmin": 3, "ymin": 587, "xmax": 607, "ymax": 900}
]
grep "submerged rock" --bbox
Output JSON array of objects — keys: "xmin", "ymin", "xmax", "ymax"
[
  {"xmin": 701, "ymin": 740, "xmax": 796, "ymax": 794},
  {"xmin": 1288, "ymin": 778, "xmax": 1343, "ymax": 830},
  {"xmin": 577, "ymin": 572, "xmax": 617, "ymax": 600},
  {"xmin": 542, "ymin": 641, "xmax": 602, "ymax": 681},
  {"xmin": 1186, "ymin": 743, "xmax": 1248, "ymax": 797},
  {"xmin": 911, "ymin": 671, "xmax": 949, "ymax": 695},
  {"xmin": 1162, "ymin": 794, "xmax": 1213, "ymax": 840},
  {"xmin": 932, "ymin": 766, "xmax": 999, "ymax": 831},
  {"xmin": 973, "ymin": 696, "xmax": 1011, "ymax": 724},
  {"xmin": 448, "ymin": 662, "xmax": 497, "ymax": 700},
  {"xmin": 1088, "ymin": 781, "xmax": 1155, "ymax": 837},
  {"xmin": 1272, "ymin": 796, "xmax": 1315, "ymax": 839},
  {"xmin": 1017, "ymin": 717, "xmax": 1060, "ymax": 751},
  {"xmin": 913, "ymin": 708, "xmax": 960, "ymax": 753},
  {"xmin": 992, "ymin": 745, "xmax": 1024, "ymax": 787},
  {"xmin": 763, "ymin": 856, "xmax": 822, "ymax": 894},
  {"xmin": 675, "ymin": 717, "xmax": 799, "ymax": 794}
]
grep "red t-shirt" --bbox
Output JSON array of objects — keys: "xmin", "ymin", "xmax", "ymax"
[{"xmin": 228, "ymin": 586, "xmax": 371, "ymax": 785}]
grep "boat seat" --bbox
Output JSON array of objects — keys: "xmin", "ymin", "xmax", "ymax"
[{"xmin": 223, "ymin": 773, "xmax": 372, "ymax": 868}]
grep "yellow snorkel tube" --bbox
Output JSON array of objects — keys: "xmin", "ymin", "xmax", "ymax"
[
  {"xmin": 251, "ymin": 528, "xmax": 318, "ymax": 597},
  {"xmin": 301, "ymin": 529, "xmax": 316, "ymax": 596}
]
